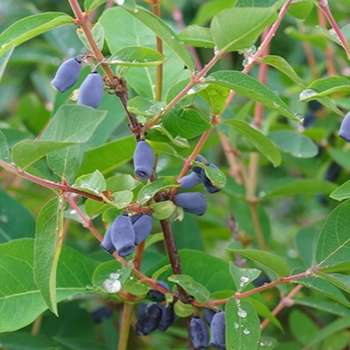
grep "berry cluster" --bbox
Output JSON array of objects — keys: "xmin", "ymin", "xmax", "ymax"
[
  {"xmin": 136, "ymin": 281, "xmax": 176, "ymax": 335},
  {"xmin": 51, "ymin": 57, "xmax": 104, "ymax": 109},
  {"xmin": 189, "ymin": 310, "xmax": 226, "ymax": 350}
]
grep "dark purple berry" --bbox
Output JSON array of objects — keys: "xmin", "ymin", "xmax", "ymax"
[
  {"xmin": 100, "ymin": 227, "xmax": 115, "ymax": 254},
  {"xmin": 135, "ymin": 303, "xmax": 162, "ymax": 336},
  {"xmin": 209, "ymin": 312, "xmax": 226, "ymax": 350},
  {"xmin": 201, "ymin": 164, "xmax": 221, "ymax": 194},
  {"xmin": 203, "ymin": 308, "xmax": 216, "ymax": 326},
  {"xmin": 110, "ymin": 215, "xmax": 135, "ymax": 257},
  {"xmin": 339, "ymin": 111, "xmax": 350, "ymax": 142},
  {"xmin": 175, "ymin": 192, "xmax": 207, "ymax": 216},
  {"xmin": 51, "ymin": 58, "xmax": 81, "ymax": 93},
  {"xmin": 192, "ymin": 155, "xmax": 208, "ymax": 174},
  {"xmin": 77, "ymin": 71, "xmax": 104, "ymax": 109},
  {"xmin": 148, "ymin": 281, "xmax": 170, "ymax": 301},
  {"xmin": 308, "ymin": 100, "xmax": 322, "ymax": 112},
  {"xmin": 90, "ymin": 306, "xmax": 113, "ymax": 324},
  {"xmin": 158, "ymin": 303, "xmax": 176, "ymax": 331},
  {"xmin": 133, "ymin": 214, "xmax": 153, "ymax": 245},
  {"xmin": 303, "ymin": 112, "xmax": 316, "ymax": 128},
  {"xmin": 179, "ymin": 172, "xmax": 203, "ymax": 189},
  {"xmin": 324, "ymin": 161, "xmax": 342, "ymax": 182},
  {"xmin": 131, "ymin": 213, "xmax": 142, "ymax": 224},
  {"xmin": 190, "ymin": 315, "xmax": 209, "ymax": 350},
  {"xmin": 133, "ymin": 140, "xmax": 155, "ymax": 179}
]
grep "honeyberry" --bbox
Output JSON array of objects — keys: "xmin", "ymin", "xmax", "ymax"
[
  {"xmin": 209, "ymin": 311, "xmax": 226, "ymax": 350},
  {"xmin": 77, "ymin": 71, "xmax": 104, "ymax": 109},
  {"xmin": 110, "ymin": 215, "xmax": 135, "ymax": 257},
  {"xmin": 135, "ymin": 303, "xmax": 162, "ymax": 336},
  {"xmin": 51, "ymin": 57, "xmax": 81, "ymax": 93},
  {"xmin": 203, "ymin": 308, "xmax": 216, "ymax": 326},
  {"xmin": 201, "ymin": 164, "xmax": 221, "ymax": 194},
  {"xmin": 303, "ymin": 112, "xmax": 316, "ymax": 128},
  {"xmin": 158, "ymin": 303, "xmax": 176, "ymax": 332},
  {"xmin": 192, "ymin": 155, "xmax": 208, "ymax": 174},
  {"xmin": 133, "ymin": 140, "xmax": 155, "ymax": 179},
  {"xmin": 324, "ymin": 161, "xmax": 342, "ymax": 182},
  {"xmin": 189, "ymin": 315, "xmax": 209, "ymax": 350},
  {"xmin": 90, "ymin": 306, "xmax": 113, "ymax": 324},
  {"xmin": 175, "ymin": 192, "xmax": 207, "ymax": 216},
  {"xmin": 148, "ymin": 281, "xmax": 170, "ymax": 301},
  {"xmin": 339, "ymin": 111, "xmax": 350, "ymax": 142},
  {"xmin": 179, "ymin": 172, "xmax": 203, "ymax": 189},
  {"xmin": 133, "ymin": 214, "xmax": 153, "ymax": 245},
  {"xmin": 100, "ymin": 227, "xmax": 115, "ymax": 255},
  {"xmin": 131, "ymin": 213, "xmax": 142, "ymax": 224}
]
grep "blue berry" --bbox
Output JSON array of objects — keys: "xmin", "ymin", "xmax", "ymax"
[
  {"xmin": 201, "ymin": 164, "xmax": 221, "ymax": 194},
  {"xmin": 339, "ymin": 111, "xmax": 350, "ymax": 142},
  {"xmin": 100, "ymin": 227, "xmax": 115, "ymax": 255},
  {"xmin": 136, "ymin": 303, "xmax": 162, "ymax": 335},
  {"xmin": 133, "ymin": 140, "xmax": 155, "ymax": 180},
  {"xmin": 133, "ymin": 214, "xmax": 153, "ymax": 245},
  {"xmin": 158, "ymin": 303, "xmax": 176, "ymax": 331},
  {"xmin": 148, "ymin": 281, "xmax": 170, "ymax": 301},
  {"xmin": 192, "ymin": 155, "xmax": 208, "ymax": 174},
  {"xmin": 179, "ymin": 172, "xmax": 203, "ymax": 189},
  {"xmin": 77, "ymin": 71, "xmax": 104, "ymax": 109},
  {"xmin": 110, "ymin": 215, "xmax": 135, "ymax": 257},
  {"xmin": 203, "ymin": 308, "xmax": 216, "ymax": 326},
  {"xmin": 175, "ymin": 192, "xmax": 207, "ymax": 216},
  {"xmin": 209, "ymin": 311, "xmax": 226, "ymax": 350},
  {"xmin": 190, "ymin": 315, "xmax": 209, "ymax": 350},
  {"xmin": 51, "ymin": 58, "xmax": 81, "ymax": 93}
]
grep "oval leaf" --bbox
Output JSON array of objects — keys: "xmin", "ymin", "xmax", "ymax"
[{"xmin": 330, "ymin": 180, "xmax": 350, "ymax": 201}]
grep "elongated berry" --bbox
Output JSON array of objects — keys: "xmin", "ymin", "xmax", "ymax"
[
  {"xmin": 100, "ymin": 227, "xmax": 115, "ymax": 254},
  {"xmin": 209, "ymin": 312, "xmax": 226, "ymax": 350},
  {"xmin": 133, "ymin": 140, "xmax": 155, "ymax": 179},
  {"xmin": 148, "ymin": 281, "xmax": 170, "ymax": 301},
  {"xmin": 131, "ymin": 213, "xmax": 142, "ymax": 224},
  {"xmin": 179, "ymin": 172, "xmax": 203, "ymax": 189},
  {"xmin": 158, "ymin": 303, "xmax": 176, "ymax": 331},
  {"xmin": 77, "ymin": 71, "xmax": 104, "ymax": 109},
  {"xmin": 203, "ymin": 308, "xmax": 216, "ymax": 326},
  {"xmin": 51, "ymin": 58, "xmax": 81, "ymax": 93},
  {"xmin": 136, "ymin": 303, "xmax": 162, "ymax": 336},
  {"xmin": 339, "ymin": 111, "xmax": 350, "ymax": 142},
  {"xmin": 192, "ymin": 155, "xmax": 208, "ymax": 174},
  {"xmin": 201, "ymin": 164, "xmax": 221, "ymax": 194},
  {"xmin": 133, "ymin": 214, "xmax": 153, "ymax": 245},
  {"xmin": 190, "ymin": 315, "xmax": 209, "ymax": 350},
  {"xmin": 175, "ymin": 192, "xmax": 207, "ymax": 216},
  {"xmin": 110, "ymin": 215, "xmax": 135, "ymax": 257}
]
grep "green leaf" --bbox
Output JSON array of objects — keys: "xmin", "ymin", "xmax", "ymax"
[
  {"xmin": 149, "ymin": 125, "xmax": 190, "ymax": 148},
  {"xmin": 77, "ymin": 22, "xmax": 104, "ymax": 51},
  {"xmin": 111, "ymin": 190, "xmax": 134, "ymax": 209},
  {"xmin": 330, "ymin": 179, "xmax": 350, "ymax": 201},
  {"xmin": 229, "ymin": 262, "xmax": 261, "ymax": 291},
  {"xmin": 0, "ymin": 332, "xmax": 60, "ymax": 350},
  {"xmin": 236, "ymin": 0, "xmax": 282, "ymax": 7},
  {"xmin": 259, "ymin": 178, "xmax": 337, "ymax": 199},
  {"xmin": 151, "ymin": 201, "xmax": 176, "ymax": 220},
  {"xmin": 223, "ymin": 120, "xmax": 281, "ymax": 167},
  {"xmin": 268, "ymin": 130, "xmax": 318, "ymax": 158},
  {"xmin": 313, "ymin": 270, "xmax": 350, "ymax": 294},
  {"xmin": 148, "ymin": 141, "xmax": 181, "ymax": 158},
  {"xmin": 288, "ymin": 0, "xmax": 313, "ymax": 20},
  {"xmin": 78, "ymin": 136, "xmax": 136, "ymax": 176},
  {"xmin": 108, "ymin": 46, "xmax": 167, "ymax": 66},
  {"xmin": 0, "ymin": 238, "xmax": 98, "ymax": 332},
  {"xmin": 34, "ymin": 197, "xmax": 64, "ymax": 315},
  {"xmin": 0, "ymin": 46, "xmax": 15, "ymax": 82},
  {"xmin": 162, "ymin": 108, "xmax": 212, "ymax": 140},
  {"xmin": 295, "ymin": 227, "xmax": 318, "ymax": 267},
  {"xmin": 178, "ymin": 25, "xmax": 215, "ymax": 48},
  {"xmin": 73, "ymin": 170, "xmax": 106, "ymax": 195},
  {"xmin": 41, "ymin": 105, "xmax": 107, "ymax": 143},
  {"xmin": 84, "ymin": 0, "xmax": 108, "ymax": 11},
  {"xmin": 54, "ymin": 336, "xmax": 110, "ymax": 350},
  {"xmin": 294, "ymin": 296, "xmax": 350, "ymax": 317},
  {"xmin": 168, "ymin": 274, "xmax": 210, "ymax": 303},
  {"xmin": 137, "ymin": 177, "xmax": 179, "ymax": 205},
  {"xmin": 127, "ymin": 96, "xmax": 166, "ymax": 117},
  {"xmin": 192, "ymin": 160, "xmax": 226, "ymax": 188},
  {"xmin": 289, "ymin": 309, "xmax": 319, "ymax": 345},
  {"xmin": 174, "ymin": 300, "xmax": 194, "ymax": 317},
  {"xmin": 210, "ymin": 7, "xmax": 278, "ymax": 52},
  {"xmin": 198, "ymin": 84, "xmax": 230, "ymax": 115},
  {"xmin": 209, "ymin": 71, "xmax": 298, "ymax": 120},
  {"xmin": 316, "ymin": 199, "xmax": 350, "ymax": 267},
  {"xmin": 123, "ymin": 6, "xmax": 194, "ymax": 71},
  {"xmin": 0, "ymin": 189, "xmax": 35, "ymax": 243},
  {"xmin": 226, "ymin": 299, "xmax": 260, "ymax": 350},
  {"xmin": 226, "ymin": 241, "xmax": 290, "ymax": 277},
  {"xmin": 328, "ymin": 148, "xmax": 350, "ymax": 170},
  {"xmin": 0, "ymin": 130, "xmax": 10, "ymax": 162},
  {"xmin": 12, "ymin": 140, "xmax": 76, "ymax": 169},
  {"xmin": 0, "ymin": 12, "xmax": 74, "ymax": 57},
  {"xmin": 300, "ymin": 76, "xmax": 350, "ymax": 101}
]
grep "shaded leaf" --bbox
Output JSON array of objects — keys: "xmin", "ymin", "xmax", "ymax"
[
  {"xmin": 0, "ymin": 130, "xmax": 10, "ymax": 162},
  {"xmin": 151, "ymin": 201, "xmax": 176, "ymax": 220},
  {"xmin": 229, "ymin": 262, "xmax": 261, "ymax": 291},
  {"xmin": 313, "ymin": 270, "xmax": 350, "ymax": 294},
  {"xmin": 73, "ymin": 170, "xmax": 106, "ymax": 195},
  {"xmin": 330, "ymin": 179, "xmax": 350, "ymax": 201},
  {"xmin": 54, "ymin": 336, "xmax": 110, "ymax": 350},
  {"xmin": 208, "ymin": 71, "xmax": 297, "ymax": 120},
  {"xmin": 226, "ymin": 241, "xmax": 290, "ymax": 277},
  {"xmin": 223, "ymin": 120, "xmax": 281, "ymax": 167},
  {"xmin": 111, "ymin": 190, "xmax": 134, "ymax": 209},
  {"xmin": 77, "ymin": 22, "xmax": 105, "ymax": 51},
  {"xmin": 127, "ymin": 96, "xmax": 166, "ymax": 117},
  {"xmin": 178, "ymin": 25, "xmax": 215, "ymax": 48},
  {"xmin": 0, "ymin": 46, "xmax": 15, "ymax": 82}
]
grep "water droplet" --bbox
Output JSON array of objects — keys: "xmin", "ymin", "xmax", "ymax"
[
  {"xmin": 273, "ymin": 102, "xmax": 280, "ymax": 108},
  {"xmin": 214, "ymin": 46, "xmax": 220, "ymax": 56},
  {"xmin": 0, "ymin": 214, "xmax": 9, "ymax": 223},
  {"xmin": 114, "ymin": 0, "xmax": 125, "ymax": 4},
  {"xmin": 299, "ymin": 88, "xmax": 318, "ymax": 101},
  {"xmin": 103, "ymin": 278, "xmax": 121, "ymax": 293},
  {"xmin": 293, "ymin": 112, "xmax": 304, "ymax": 122},
  {"xmin": 237, "ymin": 307, "xmax": 247, "ymax": 318},
  {"xmin": 244, "ymin": 45, "xmax": 256, "ymax": 54},
  {"xmin": 110, "ymin": 272, "xmax": 120, "ymax": 279},
  {"xmin": 329, "ymin": 28, "xmax": 340, "ymax": 42},
  {"xmin": 242, "ymin": 56, "xmax": 253, "ymax": 67},
  {"xmin": 133, "ymin": 8, "xmax": 139, "ymax": 13},
  {"xmin": 240, "ymin": 276, "xmax": 249, "ymax": 283},
  {"xmin": 243, "ymin": 328, "xmax": 250, "ymax": 335},
  {"xmin": 69, "ymin": 209, "xmax": 76, "ymax": 215},
  {"xmin": 233, "ymin": 322, "xmax": 239, "ymax": 329},
  {"xmin": 259, "ymin": 340, "xmax": 273, "ymax": 347}
]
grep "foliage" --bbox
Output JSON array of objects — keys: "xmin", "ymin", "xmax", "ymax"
[{"xmin": 1, "ymin": 0, "xmax": 350, "ymax": 349}]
